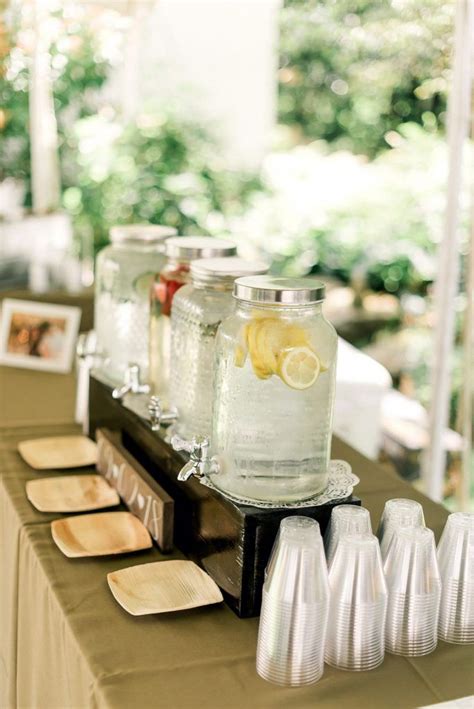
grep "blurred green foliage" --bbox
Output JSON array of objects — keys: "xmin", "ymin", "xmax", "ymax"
[
  {"xmin": 0, "ymin": 20, "xmax": 109, "ymax": 204},
  {"xmin": 0, "ymin": 16, "xmax": 260, "ymax": 246},
  {"xmin": 60, "ymin": 114, "xmax": 261, "ymax": 251},
  {"xmin": 279, "ymin": 0, "xmax": 453, "ymax": 156},
  {"xmin": 236, "ymin": 123, "xmax": 468, "ymax": 297},
  {"xmin": 0, "ymin": 0, "xmax": 458, "ymax": 284},
  {"xmin": 0, "ymin": 50, "xmax": 31, "ymax": 189}
]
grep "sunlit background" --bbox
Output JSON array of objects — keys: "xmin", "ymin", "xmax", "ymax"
[{"xmin": 0, "ymin": 0, "xmax": 471, "ymax": 506}]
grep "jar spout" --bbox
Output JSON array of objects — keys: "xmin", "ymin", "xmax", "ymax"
[
  {"xmin": 148, "ymin": 395, "xmax": 178, "ymax": 431},
  {"xmin": 112, "ymin": 363, "xmax": 150, "ymax": 400},
  {"xmin": 171, "ymin": 434, "xmax": 218, "ymax": 481}
]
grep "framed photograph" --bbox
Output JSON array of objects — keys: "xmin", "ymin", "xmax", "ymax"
[{"xmin": 0, "ymin": 299, "xmax": 81, "ymax": 374}]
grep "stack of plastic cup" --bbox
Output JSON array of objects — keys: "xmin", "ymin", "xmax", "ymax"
[
  {"xmin": 384, "ymin": 526, "xmax": 441, "ymax": 656},
  {"xmin": 256, "ymin": 516, "xmax": 329, "ymax": 686},
  {"xmin": 324, "ymin": 505, "xmax": 372, "ymax": 566},
  {"xmin": 437, "ymin": 512, "xmax": 474, "ymax": 644},
  {"xmin": 378, "ymin": 498, "xmax": 425, "ymax": 559},
  {"xmin": 325, "ymin": 533, "xmax": 387, "ymax": 671}
]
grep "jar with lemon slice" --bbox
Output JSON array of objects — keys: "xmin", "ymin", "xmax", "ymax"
[
  {"xmin": 94, "ymin": 224, "xmax": 177, "ymax": 384},
  {"xmin": 211, "ymin": 276, "xmax": 337, "ymax": 503}
]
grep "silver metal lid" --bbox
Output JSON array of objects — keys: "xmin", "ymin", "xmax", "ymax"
[
  {"xmin": 233, "ymin": 276, "xmax": 326, "ymax": 305},
  {"xmin": 110, "ymin": 224, "xmax": 177, "ymax": 244},
  {"xmin": 190, "ymin": 257, "xmax": 269, "ymax": 286},
  {"xmin": 165, "ymin": 236, "xmax": 237, "ymax": 261}
]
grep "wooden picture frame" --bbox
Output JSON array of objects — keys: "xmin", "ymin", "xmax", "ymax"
[{"xmin": 0, "ymin": 298, "xmax": 80, "ymax": 373}]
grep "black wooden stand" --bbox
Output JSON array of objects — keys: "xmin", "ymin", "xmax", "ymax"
[{"xmin": 89, "ymin": 374, "xmax": 361, "ymax": 617}]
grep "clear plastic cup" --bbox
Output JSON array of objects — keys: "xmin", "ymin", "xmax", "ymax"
[
  {"xmin": 384, "ymin": 526, "xmax": 441, "ymax": 656},
  {"xmin": 324, "ymin": 505, "xmax": 372, "ymax": 566},
  {"xmin": 325, "ymin": 533, "xmax": 387, "ymax": 671},
  {"xmin": 256, "ymin": 516, "xmax": 329, "ymax": 686},
  {"xmin": 437, "ymin": 512, "xmax": 474, "ymax": 644},
  {"xmin": 377, "ymin": 498, "xmax": 425, "ymax": 559}
]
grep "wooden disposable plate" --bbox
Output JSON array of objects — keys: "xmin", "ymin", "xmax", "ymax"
[
  {"xmin": 51, "ymin": 511, "xmax": 152, "ymax": 558},
  {"xmin": 18, "ymin": 435, "xmax": 98, "ymax": 470},
  {"xmin": 107, "ymin": 560, "xmax": 224, "ymax": 615},
  {"xmin": 26, "ymin": 474, "xmax": 120, "ymax": 513}
]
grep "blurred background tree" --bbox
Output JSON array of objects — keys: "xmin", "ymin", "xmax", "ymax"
[
  {"xmin": 1, "ymin": 0, "xmax": 455, "ymax": 248},
  {"xmin": 60, "ymin": 113, "xmax": 261, "ymax": 252},
  {"xmin": 0, "ymin": 15, "xmax": 109, "ymax": 205},
  {"xmin": 278, "ymin": 0, "xmax": 453, "ymax": 156},
  {"xmin": 0, "ymin": 8, "xmax": 261, "ymax": 242},
  {"xmin": 1, "ymin": 0, "xmax": 459, "ymax": 314}
]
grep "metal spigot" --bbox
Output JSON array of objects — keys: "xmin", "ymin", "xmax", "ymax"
[
  {"xmin": 112, "ymin": 363, "xmax": 150, "ymax": 400},
  {"xmin": 76, "ymin": 331, "xmax": 104, "ymax": 367},
  {"xmin": 171, "ymin": 434, "xmax": 218, "ymax": 481},
  {"xmin": 147, "ymin": 396, "xmax": 178, "ymax": 432}
]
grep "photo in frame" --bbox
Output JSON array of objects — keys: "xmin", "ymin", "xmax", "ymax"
[{"xmin": 0, "ymin": 298, "xmax": 81, "ymax": 373}]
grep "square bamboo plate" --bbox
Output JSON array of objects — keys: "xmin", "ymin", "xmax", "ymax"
[
  {"xmin": 51, "ymin": 511, "xmax": 152, "ymax": 558},
  {"xmin": 26, "ymin": 474, "xmax": 120, "ymax": 513},
  {"xmin": 18, "ymin": 435, "xmax": 98, "ymax": 470},
  {"xmin": 107, "ymin": 560, "xmax": 224, "ymax": 615}
]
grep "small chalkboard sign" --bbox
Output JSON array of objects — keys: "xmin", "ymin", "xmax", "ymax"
[{"xmin": 96, "ymin": 428, "xmax": 174, "ymax": 552}]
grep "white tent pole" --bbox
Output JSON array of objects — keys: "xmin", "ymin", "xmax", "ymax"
[
  {"xmin": 458, "ymin": 181, "xmax": 473, "ymax": 511},
  {"xmin": 422, "ymin": 0, "xmax": 473, "ymax": 501},
  {"xmin": 120, "ymin": 1, "xmax": 156, "ymax": 121},
  {"xmin": 29, "ymin": 0, "xmax": 61, "ymax": 214},
  {"xmin": 121, "ymin": 3, "xmax": 144, "ymax": 121}
]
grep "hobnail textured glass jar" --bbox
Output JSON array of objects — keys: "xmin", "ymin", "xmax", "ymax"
[
  {"xmin": 170, "ymin": 257, "xmax": 269, "ymax": 441},
  {"xmin": 149, "ymin": 236, "xmax": 237, "ymax": 399},
  {"xmin": 94, "ymin": 224, "xmax": 176, "ymax": 383},
  {"xmin": 210, "ymin": 276, "xmax": 338, "ymax": 504}
]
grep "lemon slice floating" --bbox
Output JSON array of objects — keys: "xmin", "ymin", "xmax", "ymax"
[
  {"xmin": 277, "ymin": 346, "xmax": 321, "ymax": 390},
  {"xmin": 234, "ymin": 316, "xmax": 327, "ymax": 388}
]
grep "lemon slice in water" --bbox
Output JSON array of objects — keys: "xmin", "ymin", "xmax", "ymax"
[{"xmin": 277, "ymin": 346, "xmax": 321, "ymax": 390}]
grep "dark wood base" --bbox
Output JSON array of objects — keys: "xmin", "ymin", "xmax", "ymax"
[{"xmin": 89, "ymin": 374, "xmax": 361, "ymax": 617}]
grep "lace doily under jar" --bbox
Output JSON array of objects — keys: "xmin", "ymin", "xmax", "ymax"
[{"xmin": 200, "ymin": 460, "xmax": 359, "ymax": 509}]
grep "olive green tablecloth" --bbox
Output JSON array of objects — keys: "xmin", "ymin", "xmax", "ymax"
[
  {"xmin": 0, "ymin": 424, "xmax": 84, "ymax": 708},
  {"xmin": 0, "ymin": 366, "xmax": 78, "ymax": 429},
  {"xmin": 1, "ymin": 419, "xmax": 473, "ymax": 709}
]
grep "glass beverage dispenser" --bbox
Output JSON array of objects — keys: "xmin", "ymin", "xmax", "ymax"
[
  {"xmin": 149, "ymin": 237, "xmax": 237, "ymax": 399},
  {"xmin": 209, "ymin": 276, "xmax": 338, "ymax": 504},
  {"xmin": 170, "ymin": 257, "xmax": 269, "ymax": 441},
  {"xmin": 94, "ymin": 224, "xmax": 176, "ymax": 383}
]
